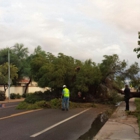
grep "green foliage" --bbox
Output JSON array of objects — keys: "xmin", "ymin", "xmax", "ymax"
[
  {"xmin": 135, "ymin": 98, "xmax": 140, "ymax": 111},
  {"xmin": 17, "ymin": 100, "xmax": 46, "ymax": 110},
  {"xmin": 0, "ymin": 63, "xmax": 18, "ymax": 85},
  {"xmin": 49, "ymin": 98, "xmax": 62, "ymax": 109},
  {"xmin": 1, "ymin": 44, "xmax": 140, "ymax": 102},
  {"xmin": 107, "ymin": 90, "xmax": 124, "ymax": 105},
  {"xmin": 25, "ymin": 92, "xmax": 43, "ymax": 104},
  {"xmin": 75, "ymin": 62, "xmax": 102, "ymax": 93},
  {"xmin": 23, "ymin": 90, "xmax": 60, "ymax": 104},
  {"xmin": 25, "ymin": 104, "xmax": 39, "ymax": 110},
  {"xmin": 114, "ymin": 76, "xmax": 125, "ymax": 89},
  {"xmin": 0, "ymin": 44, "xmax": 31, "ymax": 93},
  {"xmin": 134, "ymin": 32, "xmax": 140, "ymax": 58},
  {"xmin": 30, "ymin": 52, "xmax": 139, "ymax": 100},
  {"xmin": 34, "ymin": 45, "xmax": 46, "ymax": 56},
  {"xmin": 10, "ymin": 93, "xmax": 17, "ymax": 99},
  {"xmin": 16, "ymin": 101, "xmax": 28, "ymax": 109},
  {"xmin": 0, "ymin": 48, "xmax": 9, "ymax": 65},
  {"xmin": 16, "ymin": 93, "xmax": 21, "ymax": 99},
  {"xmin": 22, "ymin": 93, "xmax": 27, "ymax": 98},
  {"xmin": 10, "ymin": 93, "xmax": 22, "ymax": 99},
  {"xmin": 129, "ymin": 98, "xmax": 140, "ymax": 132},
  {"xmin": 0, "ymin": 91, "xmax": 6, "ymax": 101},
  {"xmin": 17, "ymin": 98, "xmax": 95, "ymax": 110},
  {"xmin": 99, "ymin": 54, "xmax": 127, "ymax": 82},
  {"xmin": 35, "ymin": 100, "xmax": 46, "ymax": 107}
]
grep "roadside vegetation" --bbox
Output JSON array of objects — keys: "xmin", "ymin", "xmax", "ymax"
[
  {"xmin": 0, "ymin": 42, "xmax": 140, "ymax": 112},
  {"xmin": 135, "ymin": 98, "xmax": 140, "ymax": 131},
  {"xmin": 16, "ymin": 99, "xmax": 96, "ymax": 110},
  {"xmin": 16, "ymin": 90, "xmax": 123, "ymax": 110},
  {"xmin": 128, "ymin": 98, "xmax": 140, "ymax": 132}
]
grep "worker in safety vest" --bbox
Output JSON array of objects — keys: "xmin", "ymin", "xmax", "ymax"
[{"xmin": 62, "ymin": 85, "xmax": 70, "ymax": 111}]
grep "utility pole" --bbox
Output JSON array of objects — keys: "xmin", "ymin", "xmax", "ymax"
[
  {"xmin": 8, "ymin": 48, "xmax": 10, "ymax": 100},
  {"xmin": 8, "ymin": 46, "xmax": 14, "ymax": 100}
]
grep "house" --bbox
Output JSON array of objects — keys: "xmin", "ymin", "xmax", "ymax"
[{"xmin": 0, "ymin": 78, "xmax": 49, "ymax": 98}]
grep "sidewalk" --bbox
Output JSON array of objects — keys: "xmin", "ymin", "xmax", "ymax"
[{"xmin": 93, "ymin": 98, "xmax": 140, "ymax": 140}]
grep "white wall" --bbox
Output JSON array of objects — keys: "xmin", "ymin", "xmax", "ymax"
[
  {"xmin": 0, "ymin": 86, "xmax": 48, "ymax": 98},
  {"xmin": 28, "ymin": 87, "xmax": 48, "ymax": 93}
]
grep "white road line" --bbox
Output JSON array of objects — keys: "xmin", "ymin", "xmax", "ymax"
[{"xmin": 30, "ymin": 108, "xmax": 91, "ymax": 137}]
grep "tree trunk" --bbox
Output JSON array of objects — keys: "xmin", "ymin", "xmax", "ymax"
[
  {"xmin": 4, "ymin": 84, "xmax": 8, "ymax": 94},
  {"xmin": 23, "ymin": 78, "xmax": 32, "ymax": 94},
  {"xmin": 130, "ymin": 92, "xmax": 140, "ymax": 98}
]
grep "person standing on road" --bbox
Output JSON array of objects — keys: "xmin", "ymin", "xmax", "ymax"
[
  {"xmin": 124, "ymin": 84, "xmax": 130, "ymax": 111},
  {"xmin": 62, "ymin": 85, "xmax": 70, "ymax": 111}
]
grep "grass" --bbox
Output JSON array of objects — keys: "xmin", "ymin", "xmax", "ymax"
[
  {"xmin": 16, "ymin": 98, "xmax": 96, "ymax": 110},
  {"xmin": 135, "ymin": 98, "xmax": 140, "ymax": 131},
  {"xmin": 17, "ymin": 98, "xmax": 117, "ymax": 111},
  {"xmin": 127, "ymin": 98, "xmax": 140, "ymax": 133}
]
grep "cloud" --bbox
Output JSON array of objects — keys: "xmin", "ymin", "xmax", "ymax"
[
  {"xmin": 0, "ymin": 0, "xmax": 140, "ymax": 66},
  {"xmin": 97, "ymin": 45, "xmax": 122, "ymax": 55},
  {"xmin": 81, "ymin": 0, "xmax": 140, "ymax": 33}
]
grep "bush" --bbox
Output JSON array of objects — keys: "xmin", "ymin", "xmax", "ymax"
[
  {"xmin": 24, "ymin": 90, "xmax": 58, "ymax": 103},
  {"xmin": 16, "ymin": 100, "xmax": 47, "ymax": 110},
  {"xmin": 22, "ymin": 93, "xmax": 27, "ymax": 98},
  {"xmin": 10, "ymin": 93, "xmax": 17, "ymax": 99},
  {"xmin": 17, "ymin": 98, "xmax": 96, "ymax": 110},
  {"xmin": 0, "ymin": 90, "xmax": 6, "ymax": 101},
  {"xmin": 25, "ymin": 93, "xmax": 43, "ymax": 104},
  {"xmin": 16, "ymin": 93, "xmax": 21, "ymax": 99},
  {"xmin": 43, "ymin": 90, "xmax": 59, "ymax": 101},
  {"xmin": 49, "ymin": 98, "xmax": 62, "ymax": 109},
  {"xmin": 16, "ymin": 101, "xmax": 28, "ymax": 109},
  {"xmin": 128, "ymin": 98, "xmax": 140, "ymax": 133},
  {"xmin": 35, "ymin": 100, "xmax": 46, "ymax": 108},
  {"xmin": 107, "ymin": 90, "xmax": 124, "ymax": 105},
  {"xmin": 10, "ymin": 93, "xmax": 22, "ymax": 99},
  {"xmin": 26, "ymin": 103, "xmax": 40, "ymax": 110}
]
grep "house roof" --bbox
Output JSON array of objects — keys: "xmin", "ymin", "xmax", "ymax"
[{"xmin": 18, "ymin": 79, "xmax": 29, "ymax": 83}]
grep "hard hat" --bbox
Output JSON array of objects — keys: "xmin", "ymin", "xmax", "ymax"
[{"xmin": 63, "ymin": 85, "xmax": 66, "ymax": 88}]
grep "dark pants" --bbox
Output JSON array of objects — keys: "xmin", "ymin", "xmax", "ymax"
[{"xmin": 125, "ymin": 98, "xmax": 129, "ymax": 111}]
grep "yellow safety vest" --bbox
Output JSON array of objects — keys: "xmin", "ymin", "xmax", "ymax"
[{"xmin": 63, "ymin": 88, "xmax": 70, "ymax": 97}]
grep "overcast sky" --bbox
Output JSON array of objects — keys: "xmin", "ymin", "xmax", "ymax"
[{"xmin": 0, "ymin": 0, "xmax": 140, "ymax": 65}]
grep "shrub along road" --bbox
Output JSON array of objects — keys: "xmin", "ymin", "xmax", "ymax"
[{"xmin": 0, "ymin": 101, "xmax": 115, "ymax": 140}]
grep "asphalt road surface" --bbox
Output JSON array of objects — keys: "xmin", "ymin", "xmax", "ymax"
[{"xmin": 0, "ymin": 101, "xmax": 109, "ymax": 140}]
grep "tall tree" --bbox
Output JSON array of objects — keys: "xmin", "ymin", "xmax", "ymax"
[
  {"xmin": 99, "ymin": 54, "xmax": 127, "ymax": 84},
  {"xmin": 0, "ymin": 63, "xmax": 18, "ymax": 93},
  {"xmin": 13, "ymin": 43, "xmax": 28, "ymax": 59},
  {"xmin": 0, "ymin": 48, "xmax": 9, "ymax": 65},
  {"xmin": 34, "ymin": 45, "xmax": 46, "ymax": 56},
  {"xmin": 134, "ymin": 32, "xmax": 140, "ymax": 58},
  {"xmin": 6, "ymin": 43, "xmax": 29, "ymax": 94},
  {"xmin": 18, "ymin": 45, "xmax": 45, "ymax": 94},
  {"xmin": 4, "ymin": 44, "xmax": 29, "ymax": 82},
  {"xmin": 96, "ymin": 54, "xmax": 127, "ymax": 96}
]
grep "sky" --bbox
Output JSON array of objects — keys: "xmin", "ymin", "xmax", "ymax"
[{"xmin": 0, "ymin": 0, "xmax": 140, "ymax": 65}]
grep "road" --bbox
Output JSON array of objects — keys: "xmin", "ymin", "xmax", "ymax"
[{"xmin": 0, "ymin": 101, "xmax": 110, "ymax": 140}]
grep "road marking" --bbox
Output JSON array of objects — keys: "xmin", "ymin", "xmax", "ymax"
[
  {"xmin": 30, "ymin": 108, "xmax": 91, "ymax": 137},
  {"xmin": 0, "ymin": 109, "xmax": 42, "ymax": 120}
]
